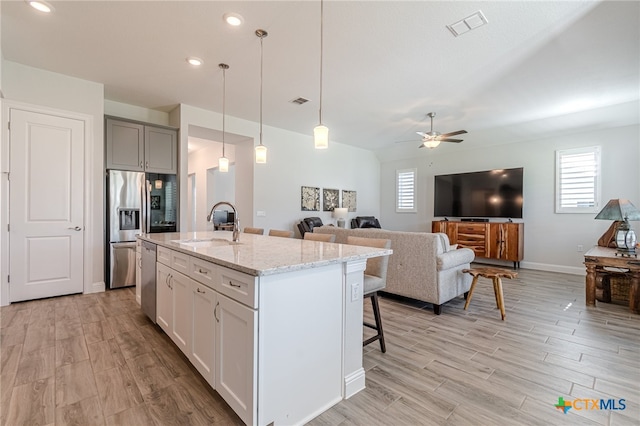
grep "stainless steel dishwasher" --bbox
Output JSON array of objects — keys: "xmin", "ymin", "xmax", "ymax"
[{"xmin": 141, "ymin": 241, "xmax": 157, "ymax": 323}]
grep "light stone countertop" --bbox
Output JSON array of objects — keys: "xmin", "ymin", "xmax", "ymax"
[{"xmin": 138, "ymin": 231, "xmax": 392, "ymax": 277}]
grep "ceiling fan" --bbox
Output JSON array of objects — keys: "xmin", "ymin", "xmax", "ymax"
[{"xmin": 416, "ymin": 112, "xmax": 467, "ymax": 149}]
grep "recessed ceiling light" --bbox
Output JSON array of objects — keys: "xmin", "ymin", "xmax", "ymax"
[
  {"xmin": 26, "ymin": 0, "xmax": 54, "ymax": 13},
  {"xmin": 186, "ymin": 57, "xmax": 204, "ymax": 66},
  {"xmin": 223, "ymin": 12, "xmax": 244, "ymax": 27}
]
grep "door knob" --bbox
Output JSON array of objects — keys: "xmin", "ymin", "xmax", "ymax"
[{"xmin": 68, "ymin": 226, "xmax": 82, "ymax": 231}]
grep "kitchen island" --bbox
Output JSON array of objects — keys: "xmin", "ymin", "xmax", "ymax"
[{"xmin": 138, "ymin": 231, "xmax": 392, "ymax": 426}]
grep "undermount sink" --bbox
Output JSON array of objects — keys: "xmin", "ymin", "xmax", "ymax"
[{"xmin": 171, "ymin": 238, "xmax": 241, "ymax": 247}]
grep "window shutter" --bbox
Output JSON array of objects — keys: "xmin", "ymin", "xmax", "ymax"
[
  {"xmin": 396, "ymin": 169, "xmax": 417, "ymax": 213},
  {"xmin": 555, "ymin": 147, "xmax": 601, "ymax": 213}
]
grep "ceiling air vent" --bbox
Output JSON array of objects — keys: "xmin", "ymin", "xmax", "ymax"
[
  {"xmin": 290, "ymin": 97, "xmax": 309, "ymax": 105},
  {"xmin": 447, "ymin": 10, "xmax": 488, "ymax": 37}
]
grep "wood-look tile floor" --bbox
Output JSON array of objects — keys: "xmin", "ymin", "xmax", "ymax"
[{"xmin": 1, "ymin": 268, "xmax": 639, "ymax": 425}]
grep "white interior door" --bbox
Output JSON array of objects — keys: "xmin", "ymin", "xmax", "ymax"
[{"xmin": 9, "ymin": 109, "xmax": 85, "ymax": 302}]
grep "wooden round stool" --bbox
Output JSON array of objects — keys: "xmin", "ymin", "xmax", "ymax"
[{"xmin": 462, "ymin": 267, "xmax": 518, "ymax": 320}]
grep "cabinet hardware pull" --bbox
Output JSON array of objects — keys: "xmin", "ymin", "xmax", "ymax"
[
  {"xmin": 229, "ymin": 280, "xmax": 241, "ymax": 288},
  {"xmin": 214, "ymin": 301, "xmax": 220, "ymax": 322},
  {"xmin": 197, "ymin": 287, "xmax": 205, "ymax": 294},
  {"xmin": 67, "ymin": 226, "xmax": 82, "ymax": 231},
  {"xmin": 146, "ymin": 161, "xmax": 149, "ymax": 168},
  {"xmin": 139, "ymin": 161, "xmax": 143, "ymax": 167},
  {"xmin": 198, "ymin": 268, "xmax": 208, "ymax": 274}
]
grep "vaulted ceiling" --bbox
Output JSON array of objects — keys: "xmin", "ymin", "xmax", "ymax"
[{"xmin": 2, "ymin": 1, "xmax": 638, "ymax": 154}]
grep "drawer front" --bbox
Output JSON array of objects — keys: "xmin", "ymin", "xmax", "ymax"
[
  {"xmin": 157, "ymin": 246, "xmax": 172, "ymax": 266},
  {"xmin": 171, "ymin": 250, "xmax": 190, "ymax": 275},
  {"xmin": 457, "ymin": 224, "xmax": 486, "ymax": 234},
  {"xmin": 217, "ymin": 266, "xmax": 258, "ymax": 309},
  {"xmin": 189, "ymin": 257, "xmax": 217, "ymax": 290}
]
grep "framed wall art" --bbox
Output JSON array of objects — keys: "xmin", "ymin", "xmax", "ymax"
[
  {"xmin": 342, "ymin": 190, "xmax": 357, "ymax": 212},
  {"xmin": 322, "ymin": 188, "xmax": 339, "ymax": 211},
  {"xmin": 301, "ymin": 186, "xmax": 320, "ymax": 211}
]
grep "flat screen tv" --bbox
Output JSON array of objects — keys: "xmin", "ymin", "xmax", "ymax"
[{"xmin": 434, "ymin": 167, "xmax": 524, "ymax": 219}]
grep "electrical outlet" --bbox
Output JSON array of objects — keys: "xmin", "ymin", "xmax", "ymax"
[
  {"xmin": 351, "ymin": 282, "xmax": 360, "ymax": 301},
  {"xmin": 577, "ymin": 245, "xmax": 584, "ymax": 252},
  {"xmin": 256, "ymin": 210, "xmax": 266, "ymax": 217}
]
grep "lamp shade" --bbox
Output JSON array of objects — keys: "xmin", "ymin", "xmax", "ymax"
[
  {"xmin": 255, "ymin": 145, "xmax": 267, "ymax": 164},
  {"xmin": 314, "ymin": 125, "xmax": 329, "ymax": 149},
  {"xmin": 218, "ymin": 156, "xmax": 229, "ymax": 173},
  {"xmin": 594, "ymin": 199, "xmax": 640, "ymax": 221},
  {"xmin": 332, "ymin": 207, "xmax": 348, "ymax": 219}
]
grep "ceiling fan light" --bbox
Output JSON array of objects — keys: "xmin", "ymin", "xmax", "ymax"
[
  {"xmin": 423, "ymin": 140, "xmax": 441, "ymax": 149},
  {"xmin": 255, "ymin": 145, "xmax": 267, "ymax": 164},
  {"xmin": 314, "ymin": 125, "xmax": 329, "ymax": 149}
]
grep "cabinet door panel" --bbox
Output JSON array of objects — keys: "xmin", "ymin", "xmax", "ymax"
[
  {"xmin": 215, "ymin": 294, "xmax": 257, "ymax": 426},
  {"xmin": 106, "ymin": 119, "xmax": 144, "ymax": 171},
  {"xmin": 156, "ymin": 263, "xmax": 172, "ymax": 333},
  {"xmin": 191, "ymin": 283, "xmax": 216, "ymax": 387},
  {"xmin": 170, "ymin": 271, "xmax": 192, "ymax": 354},
  {"xmin": 145, "ymin": 126, "xmax": 177, "ymax": 174}
]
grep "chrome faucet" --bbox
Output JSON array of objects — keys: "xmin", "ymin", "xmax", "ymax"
[{"xmin": 207, "ymin": 201, "xmax": 240, "ymax": 242}]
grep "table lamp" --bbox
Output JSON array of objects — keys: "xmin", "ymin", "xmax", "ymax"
[
  {"xmin": 333, "ymin": 207, "xmax": 348, "ymax": 228},
  {"xmin": 594, "ymin": 199, "xmax": 640, "ymax": 256}
]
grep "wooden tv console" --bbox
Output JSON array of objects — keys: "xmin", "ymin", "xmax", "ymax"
[{"xmin": 432, "ymin": 221, "xmax": 524, "ymax": 269}]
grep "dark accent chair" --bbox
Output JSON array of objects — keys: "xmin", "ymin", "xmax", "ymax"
[
  {"xmin": 351, "ymin": 216, "xmax": 382, "ymax": 229},
  {"xmin": 297, "ymin": 217, "xmax": 324, "ymax": 237}
]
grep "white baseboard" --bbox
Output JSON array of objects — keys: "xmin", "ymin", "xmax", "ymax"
[
  {"xmin": 343, "ymin": 368, "xmax": 366, "ymax": 399},
  {"xmin": 520, "ymin": 261, "xmax": 585, "ymax": 276},
  {"xmin": 88, "ymin": 281, "xmax": 106, "ymax": 294}
]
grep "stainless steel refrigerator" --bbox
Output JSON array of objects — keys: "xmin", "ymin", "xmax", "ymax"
[{"xmin": 106, "ymin": 170, "xmax": 177, "ymax": 289}]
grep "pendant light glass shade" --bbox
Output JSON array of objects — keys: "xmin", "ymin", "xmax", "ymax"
[
  {"xmin": 218, "ymin": 156, "xmax": 229, "ymax": 172},
  {"xmin": 218, "ymin": 63, "xmax": 230, "ymax": 173},
  {"xmin": 255, "ymin": 29, "xmax": 268, "ymax": 164},
  {"xmin": 314, "ymin": 125, "xmax": 329, "ymax": 149},
  {"xmin": 255, "ymin": 145, "xmax": 267, "ymax": 163},
  {"xmin": 314, "ymin": 0, "xmax": 328, "ymax": 149}
]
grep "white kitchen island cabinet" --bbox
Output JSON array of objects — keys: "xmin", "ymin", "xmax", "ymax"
[
  {"xmin": 139, "ymin": 231, "xmax": 391, "ymax": 426},
  {"xmin": 191, "ymin": 280, "xmax": 216, "ymax": 387}
]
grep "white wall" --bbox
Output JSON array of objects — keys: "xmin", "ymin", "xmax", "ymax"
[
  {"xmin": 104, "ymin": 100, "xmax": 171, "ymax": 127},
  {"xmin": 177, "ymin": 104, "xmax": 380, "ymax": 236},
  {"xmin": 378, "ymin": 124, "xmax": 640, "ymax": 274},
  {"xmin": 187, "ymin": 141, "xmax": 236, "ymax": 231},
  {"xmin": 0, "ymin": 60, "xmax": 105, "ymax": 305},
  {"xmin": 251, "ymin": 128, "xmax": 380, "ymax": 234}
]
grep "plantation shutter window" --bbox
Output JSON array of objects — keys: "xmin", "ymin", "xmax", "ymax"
[
  {"xmin": 555, "ymin": 146, "xmax": 601, "ymax": 213},
  {"xmin": 396, "ymin": 168, "xmax": 417, "ymax": 213}
]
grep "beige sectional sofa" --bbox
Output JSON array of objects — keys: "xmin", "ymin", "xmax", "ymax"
[{"xmin": 314, "ymin": 226, "xmax": 475, "ymax": 314}]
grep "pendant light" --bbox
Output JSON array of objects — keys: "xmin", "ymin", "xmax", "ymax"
[
  {"xmin": 314, "ymin": 0, "xmax": 328, "ymax": 149},
  {"xmin": 255, "ymin": 29, "xmax": 268, "ymax": 164},
  {"xmin": 218, "ymin": 63, "xmax": 230, "ymax": 173}
]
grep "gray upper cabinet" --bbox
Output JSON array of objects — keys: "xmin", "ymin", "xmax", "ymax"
[
  {"xmin": 106, "ymin": 117, "xmax": 177, "ymax": 174},
  {"xmin": 145, "ymin": 126, "xmax": 178, "ymax": 174}
]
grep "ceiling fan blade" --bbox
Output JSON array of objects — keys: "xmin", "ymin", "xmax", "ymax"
[
  {"xmin": 416, "ymin": 131, "xmax": 427, "ymax": 137},
  {"xmin": 441, "ymin": 139, "xmax": 463, "ymax": 143},
  {"xmin": 439, "ymin": 130, "xmax": 467, "ymax": 138},
  {"xmin": 418, "ymin": 143, "xmax": 427, "ymax": 148}
]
